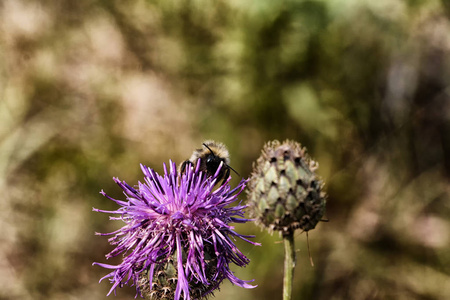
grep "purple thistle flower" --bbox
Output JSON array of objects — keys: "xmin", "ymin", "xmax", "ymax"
[{"xmin": 93, "ymin": 160, "xmax": 259, "ymax": 299}]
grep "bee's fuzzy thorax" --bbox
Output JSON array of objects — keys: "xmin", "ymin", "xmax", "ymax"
[
  {"xmin": 179, "ymin": 140, "xmax": 234, "ymax": 185},
  {"xmin": 189, "ymin": 140, "xmax": 231, "ymax": 164}
]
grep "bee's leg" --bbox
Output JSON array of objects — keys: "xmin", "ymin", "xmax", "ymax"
[
  {"xmin": 180, "ymin": 160, "xmax": 194, "ymax": 174},
  {"xmin": 221, "ymin": 167, "xmax": 231, "ymax": 185}
]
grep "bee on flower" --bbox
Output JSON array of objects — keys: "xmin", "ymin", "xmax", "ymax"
[{"xmin": 93, "ymin": 160, "xmax": 258, "ymax": 300}]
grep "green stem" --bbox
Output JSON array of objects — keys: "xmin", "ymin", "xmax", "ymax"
[{"xmin": 283, "ymin": 232, "xmax": 296, "ymax": 300}]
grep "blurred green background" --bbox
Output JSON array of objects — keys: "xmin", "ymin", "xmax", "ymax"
[{"xmin": 1, "ymin": 0, "xmax": 449, "ymax": 299}]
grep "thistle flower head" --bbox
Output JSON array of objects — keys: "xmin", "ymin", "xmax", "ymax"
[
  {"xmin": 247, "ymin": 140, "xmax": 327, "ymax": 236},
  {"xmin": 93, "ymin": 160, "xmax": 258, "ymax": 299}
]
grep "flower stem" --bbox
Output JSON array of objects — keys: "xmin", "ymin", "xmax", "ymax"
[{"xmin": 283, "ymin": 232, "xmax": 296, "ymax": 300}]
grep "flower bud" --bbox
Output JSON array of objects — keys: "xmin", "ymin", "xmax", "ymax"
[{"xmin": 247, "ymin": 140, "xmax": 326, "ymax": 236}]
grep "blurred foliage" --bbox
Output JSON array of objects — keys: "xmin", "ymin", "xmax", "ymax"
[{"xmin": 1, "ymin": 0, "xmax": 449, "ymax": 299}]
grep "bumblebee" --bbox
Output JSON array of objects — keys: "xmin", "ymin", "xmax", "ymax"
[{"xmin": 179, "ymin": 140, "xmax": 239, "ymax": 184}]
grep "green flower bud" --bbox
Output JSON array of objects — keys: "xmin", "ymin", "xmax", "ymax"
[{"xmin": 247, "ymin": 140, "xmax": 327, "ymax": 236}]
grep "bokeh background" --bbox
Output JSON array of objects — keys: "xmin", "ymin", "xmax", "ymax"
[{"xmin": 1, "ymin": 0, "xmax": 449, "ymax": 299}]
